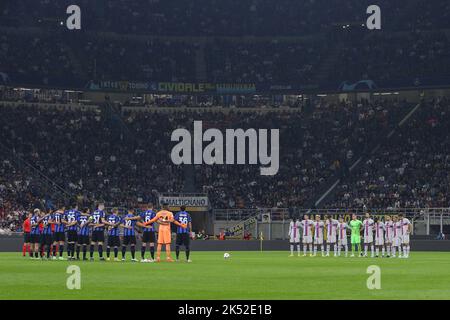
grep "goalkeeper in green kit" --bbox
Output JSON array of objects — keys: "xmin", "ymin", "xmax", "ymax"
[{"xmin": 349, "ymin": 214, "xmax": 363, "ymax": 257}]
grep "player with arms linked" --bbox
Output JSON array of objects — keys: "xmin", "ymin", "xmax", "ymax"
[
  {"xmin": 40, "ymin": 210, "xmax": 53, "ymax": 260},
  {"xmin": 30, "ymin": 209, "xmax": 45, "ymax": 259},
  {"xmin": 121, "ymin": 208, "xmax": 138, "ymax": 262},
  {"xmin": 76, "ymin": 208, "xmax": 91, "ymax": 260},
  {"xmin": 174, "ymin": 206, "xmax": 193, "ymax": 262},
  {"xmin": 105, "ymin": 207, "xmax": 122, "ymax": 261},
  {"xmin": 65, "ymin": 204, "xmax": 80, "ymax": 260},
  {"xmin": 143, "ymin": 202, "xmax": 188, "ymax": 262},
  {"xmin": 90, "ymin": 203, "xmax": 107, "ymax": 261},
  {"xmin": 50, "ymin": 204, "xmax": 67, "ymax": 260},
  {"xmin": 138, "ymin": 203, "xmax": 157, "ymax": 262}
]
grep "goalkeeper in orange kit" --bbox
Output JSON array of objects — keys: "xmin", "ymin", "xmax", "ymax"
[{"xmin": 144, "ymin": 202, "xmax": 187, "ymax": 262}]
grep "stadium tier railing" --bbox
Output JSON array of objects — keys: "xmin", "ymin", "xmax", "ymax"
[
  {"xmin": 0, "ymin": 100, "xmax": 100, "ymax": 111},
  {"xmin": 213, "ymin": 208, "xmax": 450, "ymax": 239},
  {"xmin": 213, "ymin": 207, "xmax": 450, "ymax": 221}
]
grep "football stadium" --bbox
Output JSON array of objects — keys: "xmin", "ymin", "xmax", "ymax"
[{"xmin": 0, "ymin": 0, "xmax": 450, "ymax": 305}]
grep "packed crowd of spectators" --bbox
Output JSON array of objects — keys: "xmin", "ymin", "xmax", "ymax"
[
  {"xmin": 0, "ymin": 97, "xmax": 413, "ymax": 214},
  {"xmin": 195, "ymin": 100, "xmax": 412, "ymax": 209},
  {"xmin": 1, "ymin": 1, "xmax": 450, "ymax": 87},
  {"xmin": 1, "ymin": 1, "xmax": 450, "ymax": 229},
  {"xmin": 2, "ymin": 0, "xmax": 449, "ymax": 36},
  {"xmin": 1, "ymin": 95, "xmax": 449, "ymax": 230},
  {"xmin": 327, "ymin": 98, "xmax": 450, "ymax": 210},
  {"xmin": 0, "ymin": 159, "xmax": 35, "ymax": 233},
  {"xmin": 0, "ymin": 104, "xmax": 184, "ymax": 210},
  {"xmin": 75, "ymin": 36, "xmax": 197, "ymax": 82},
  {"xmin": 205, "ymin": 39, "xmax": 326, "ymax": 84},
  {"xmin": 0, "ymin": 33, "xmax": 77, "ymax": 86},
  {"xmin": 0, "ymin": 32, "xmax": 197, "ymax": 86},
  {"xmin": 2, "ymin": 29, "xmax": 449, "ymax": 88},
  {"xmin": 334, "ymin": 31, "xmax": 450, "ymax": 83}
]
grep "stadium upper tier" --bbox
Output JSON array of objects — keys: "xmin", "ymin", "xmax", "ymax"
[
  {"xmin": 0, "ymin": 30, "xmax": 449, "ymax": 89},
  {"xmin": 2, "ymin": 0, "xmax": 450, "ymax": 36},
  {"xmin": 1, "ymin": 1, "xmax": 450, "ymax": 88},
  {"xmin": 327, "ymin": 98, "xmax": 449, "ymax": 210},
  {"xmin": 2, "ymin": 95, "xmax": 448, "ymax": 223}
]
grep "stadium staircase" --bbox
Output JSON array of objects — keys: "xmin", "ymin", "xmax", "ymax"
[
  {"xmin": 102, "ymin": 101, "xmax": 198, "ymax": 194},
  {"xmin": 311, "ymin": 101, "xmax": 424, "ymax": 209},
  {"xmin": 226, "ymin": 215, "xmax": 258, "ymax": 238},
  {"xmin": 61, "ymin": 42, "xmax": 86, "ymax": 80},
  {"xmin": 103, "ymin": 100, "xmax": 136, "ymax": 142},
  {"xmin": 314, "ymin": 42, "xmax": 344, "ymax": 85},
  {"xmin": 0, "ymin": 142, "xmax": 74, "ymax": 206}
]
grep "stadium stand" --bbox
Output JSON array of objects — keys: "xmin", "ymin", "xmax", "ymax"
[
  {"xmin": 195, "ymin": 100, "xmax": 413, "ymax": 209},
  {"xmin": 0, "ymin": 104, "xmax": 184, "ymax": 209},
  {"xmin": 327, "ymin": 98, "xmax": 450, "ymax": 210},
  {"xmin": 0, "ymin": 96, "xmax": 420, "ymax": 222},
  {"xmin": 204, "ymin": 39, "xmax": 327, "ymax": 84},
  {"xmin": 1, "ymin": 0, "xmax": 450, "ymax": 232},
  {"xmin": 1, "ymin": 1, "xmax": 450, "ymax": 87},
  {"xmin": 2, "ymin": 0, "xmax": 449, "ymax": 35}
]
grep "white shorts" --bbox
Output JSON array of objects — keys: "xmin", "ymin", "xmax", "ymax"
[
  {"xmin": 314, "ymin": 237, "xmax": 323, "ymax": 245},
  {"xmin": 393, "ymin": 236, "xmax": 402, "ymax": 247},
  {"xmin": 375, "ymin": 237, "xmax": 384, "ymax": 246},
  {"xmin": 327, "ymin": 236, "xmax": 336, "ymax": 244},
  {"xmin": 290, "ymin": 236, "xmax": 300, "ymax": 244},
  {"xmin": 338, "ymin": 238, "xmax": 347, "ymax": 246},
  {"xmin": 385, "ymin": 235, "xmax": 393, "ymax": 244},
  {"xmin": 302, "ymin": 235, "xmax": 312, "ymax": 244},
  {"xmin": 364, "ymin": 235, "xmax": 373, "ymax": 243},
  {"xmin": 402, "ymin": 234, "xmax": 410, "ymax": 244}
]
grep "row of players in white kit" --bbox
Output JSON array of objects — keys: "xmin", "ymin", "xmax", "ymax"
[{"xmin": 288, "ymin": 213, "xmax": 412, "ymax": 258}]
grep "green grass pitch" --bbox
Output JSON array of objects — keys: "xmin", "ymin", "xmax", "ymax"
[{"xmin": 1, "ymin": 251, "xmax": 450, "ymax": 300}]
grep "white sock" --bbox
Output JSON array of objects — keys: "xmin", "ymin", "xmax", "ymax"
[
  {"xmin": 290, "ymin": 245, "xmax": 294, "ymax": 255},
  {"xmin": 303, "ymin": 245, "xmax": 307, "ymax": 255},
  {"xmin": 321, "ymin": 245, "xmax": 325, "ymax": 255},
  {"xmin": 345, "ymin": 246, "xmax": 348, "ymax": 256},
  {"xmin": 326, "ymin": 245, "xmax": 330, "ymax": 255},
  {"xmin": 371, "ymin": 245, "xmax": 374, "ymax": 255},
  {"xmin": 376, "ymin": 248, "xmax": 379, "ymax": 256},
  {"xmin": 364, "ymin": 245, "xmax": 368, "ymax": 255},
  {"xmin": 392, "ymin": 247, "xmax": 396, "ymax": 256},
  {"xmin": 334, "ymin": 244, "xmax": 337, "ymax": 255},
  {"xmin": 407, "ymin": 245, "xmax": 410, "ymax": 256},
  {"xmin": 309, "ymin": 244, "xmax": 313, "ymax": 255},
  {"xmin": 297, "ymin": 244, "xmax": 301, "ymax": 254},
  {"xmin": 387, "ymin": 246, "xmax": 391, "ymax": 256},
  {"xmin": 403, "ymin": 246, "xmax": 407, "ymax": 257},
  {"xmin": 314, "ymin": 246, "xmax": 317, "ymax": 255},
  {"xmin": 382, "ymin": 247, "xmax": 385, "ymax": 256}
]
